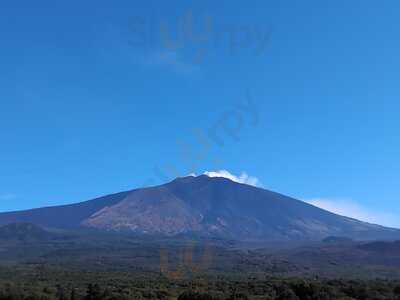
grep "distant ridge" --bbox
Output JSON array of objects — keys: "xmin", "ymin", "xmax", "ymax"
[{"xmin": 0, "ymin": 222, "xmax": 55, "ymax": 241}]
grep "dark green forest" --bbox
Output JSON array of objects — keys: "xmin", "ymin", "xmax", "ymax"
[
  {"xmin": 1, "ymin": 225, "xmax": 400, "ymax": 299},
  {"xmin": 0, "ymin": 268, "xmax": 399, "ymax": 300}
]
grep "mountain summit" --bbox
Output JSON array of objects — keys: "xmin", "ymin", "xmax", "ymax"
[{"xmin": 0, "ymin": 175, "xmax": 398, "ymax": 241}]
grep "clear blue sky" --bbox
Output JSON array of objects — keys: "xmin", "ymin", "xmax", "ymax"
[{"xmin": 1, "ymin": 1, "xmax": 399, "ymax": 227}]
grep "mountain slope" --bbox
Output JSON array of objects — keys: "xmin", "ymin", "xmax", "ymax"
[
  {"xmin": 0, "ymin": 175, "xmax": 398, "ymax": 241},
  {"xmin": 0, "ymin": 191, "xmax": 129, "ymax": 229}
]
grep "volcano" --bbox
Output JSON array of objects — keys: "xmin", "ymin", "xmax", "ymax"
[{"xmin": 0, "ymin": 175, "xmax": 398, "ymax": 242}]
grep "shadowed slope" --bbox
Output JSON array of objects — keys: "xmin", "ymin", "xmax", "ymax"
[{"xmin": 0, "ymin": 191, "xmax": 130, "ymax": 229}]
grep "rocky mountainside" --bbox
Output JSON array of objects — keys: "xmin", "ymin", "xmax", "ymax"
[{"xmin": 0, "ymin": 175, "xmax": 399, "ymax": 242}]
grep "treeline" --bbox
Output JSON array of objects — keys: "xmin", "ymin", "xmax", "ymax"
[{"xmin": 0, "ymin": 279, "xmax": 400, "ymax": 300}]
